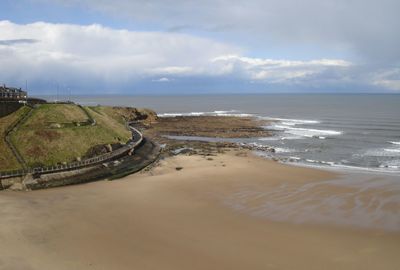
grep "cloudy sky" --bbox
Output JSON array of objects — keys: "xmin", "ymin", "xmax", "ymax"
[{"xmin": 0, "ymin": 0, "xmax": 399, "ymax": 95}]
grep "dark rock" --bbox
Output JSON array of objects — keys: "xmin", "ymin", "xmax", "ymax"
[{"xmin": 84, "ymin": 143, "xmax": 124, "ymax": 158}]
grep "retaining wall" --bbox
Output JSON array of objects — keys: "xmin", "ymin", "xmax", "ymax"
[
  {"xmin": 0, "ymin": 101, "xmax": 23, "ymax": 117},
  {"xmin": 0, "ymin": 137, "xmax": 159, "ymax": 191}
]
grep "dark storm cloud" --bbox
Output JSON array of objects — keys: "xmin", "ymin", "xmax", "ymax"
[
  {"xmin": 0, "ymin": 39, "xmax": 38, "ymax": 45},
  {"xmin": 46, "ymin": 0, "xmax": 400, "ymax": 64}
]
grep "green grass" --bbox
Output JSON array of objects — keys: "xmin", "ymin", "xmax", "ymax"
[
  {"xmin": 88, "ymin": 106, "xmax": 127, "ymax": 125},
  {"xmin": 86, "ymin": 106, "xmax": 131, "ymax": 137},
  {"xmin": 0, "ymin": 106, "xmax": 30, "ymax": 170},
  {"xmin": 20, "ymin": 104, "xmax": 88, "ymax": 129},
  {"xmin": 11, "ymin": 104, "xmax": 131, "ymax": 167}
]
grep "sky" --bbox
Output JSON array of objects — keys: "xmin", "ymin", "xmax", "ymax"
[{"xmin": 0, "ymin": 0, "xmax": 399, "ymax": 95}]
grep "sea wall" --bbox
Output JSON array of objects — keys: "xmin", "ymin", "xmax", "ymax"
[
  {"xmin": 0, "ymin": 139, "xmax": 160, "ymax": 191},
  {"xmin": 0, "ymin": 120, "xmax": 160, "ymax": 191}
]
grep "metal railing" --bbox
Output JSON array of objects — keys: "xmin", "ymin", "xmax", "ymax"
[{"xmin": 0, "ymin": 124, "xmax": 143, "ymax": 179}]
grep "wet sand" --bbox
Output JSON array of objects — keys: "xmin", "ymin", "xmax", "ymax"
[{"xmin": 1, "ymin": 151, "xmax": 399, "ymax": 270}]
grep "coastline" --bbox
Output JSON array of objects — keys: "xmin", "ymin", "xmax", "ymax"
[{"xmin": 1, "ymin": 150, "xmax": 399, "ymax": 270}]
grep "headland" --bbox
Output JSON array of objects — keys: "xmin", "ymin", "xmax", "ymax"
[{"xmin": 0, "ymin": 91, "xmax": 160, "ymax": 190}]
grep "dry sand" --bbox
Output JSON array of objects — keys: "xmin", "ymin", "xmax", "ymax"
[{"xmin": 0, "ymin": 151, "xmax": 399, "ymax": 270}]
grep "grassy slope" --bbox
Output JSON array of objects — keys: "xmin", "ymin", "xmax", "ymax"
[
  {"xmin": 88, "ymin": 106, "xmax": 128, "ymax": 125},
  {"xmin": 86, "ymin": 106, "xmax": 130, "ymax": 133},
  {"xmin": 0, "ymin": 106, "xmax": 31, "ymax": 170},
  {"xmin": 11, "ymin": 104, "xmax": 131, "ymax": 167},
  {"xmin": 25, "ymin": 104, "xmax": 88, "ymax": 125}
]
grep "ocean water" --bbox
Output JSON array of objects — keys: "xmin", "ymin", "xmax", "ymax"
[{"xmin": 61, "ymin": 94, "xmax": 400, "ymax": 174}]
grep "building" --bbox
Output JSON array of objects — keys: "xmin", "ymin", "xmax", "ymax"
[{"xmin": 0, "ymin": 84, "xmax": 27, "ymax": 100}]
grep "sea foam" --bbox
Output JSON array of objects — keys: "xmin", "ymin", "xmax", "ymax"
[
  {"xmin": 261, "ymin": 117, "xmax": 320, "ymax": 124},
  {"xmin": 158, "ymin": 110, "xmax": 252, "ymax": 117},
  {"xmin": 365, "ymin": 148, "xmax": 400, "ymax": 157},
  {"xmin": 273, "ymin": 125, "xmax": 342, "ymax": 138}
]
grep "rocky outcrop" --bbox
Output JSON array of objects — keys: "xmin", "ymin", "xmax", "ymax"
[
  {"xmin": 112, "ymin": 107, "xmax": 158, "ymax": 125},
  {"xmin": 84, "ymin": 143, "xmax": 124, "ymax": 159},
  {"xmin": 144, "ymin": 115, "xmax": 271, "ymax": 139}
]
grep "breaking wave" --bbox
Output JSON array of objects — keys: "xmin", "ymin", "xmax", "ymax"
[
  {"xmin": 273, "ymin": 125, "xmax": 342, "ymax": 138},
  {"xmin": 260, "ymin": 117, "xmax": 320, "ymax": 125},
  {"xmin": 158, "ymin": 110, "xmax": 253, "ymax": 117}
]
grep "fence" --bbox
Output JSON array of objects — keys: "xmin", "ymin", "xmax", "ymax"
[
  {"xmin": 0, "ymin": 124, "xmax": 143, "ymax": 179},
  {"xmin": 4, "ymin": 105, "xmax": 34, "ymax": 169}
]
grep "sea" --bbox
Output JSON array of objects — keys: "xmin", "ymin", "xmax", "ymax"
[
  {"xmin": 42, "ymin": 94, "xmax": 400, "ymax": 231},
  {"xmin": 54, "ymin": 94, "xmax": 400, "ymax": 174}
]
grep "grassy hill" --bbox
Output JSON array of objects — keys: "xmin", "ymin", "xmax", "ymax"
[
  {"xmin": 10, "ymin": 104, "xmax": 132, "ymax": 168},
  {"xmin": 0, "ymin": 106, "xmax": 31, "ymax": 170}
]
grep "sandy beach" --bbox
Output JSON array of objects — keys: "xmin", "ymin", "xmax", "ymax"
[{"xmin": 1, "ymin": 150, "xmax": 399, "ymax": 270}]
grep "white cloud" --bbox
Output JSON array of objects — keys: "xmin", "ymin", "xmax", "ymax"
[
  {"xmin": 212, "ymin": 55, "xmax": 352, "ymax": 83},
  {"xmin": 0, "ymin": 20, "xmax": 240, "ymax": 87},
  {"xmin": 372, "ymin": 68, "xmax": 400, "ymax": 91},
  {"xmin": 148, "ymin": 66, "xmax": 194, "ymax": 75},
  {"xmin": 152, "ymin": 77, "xmax": 171, "ymax": 82}
]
